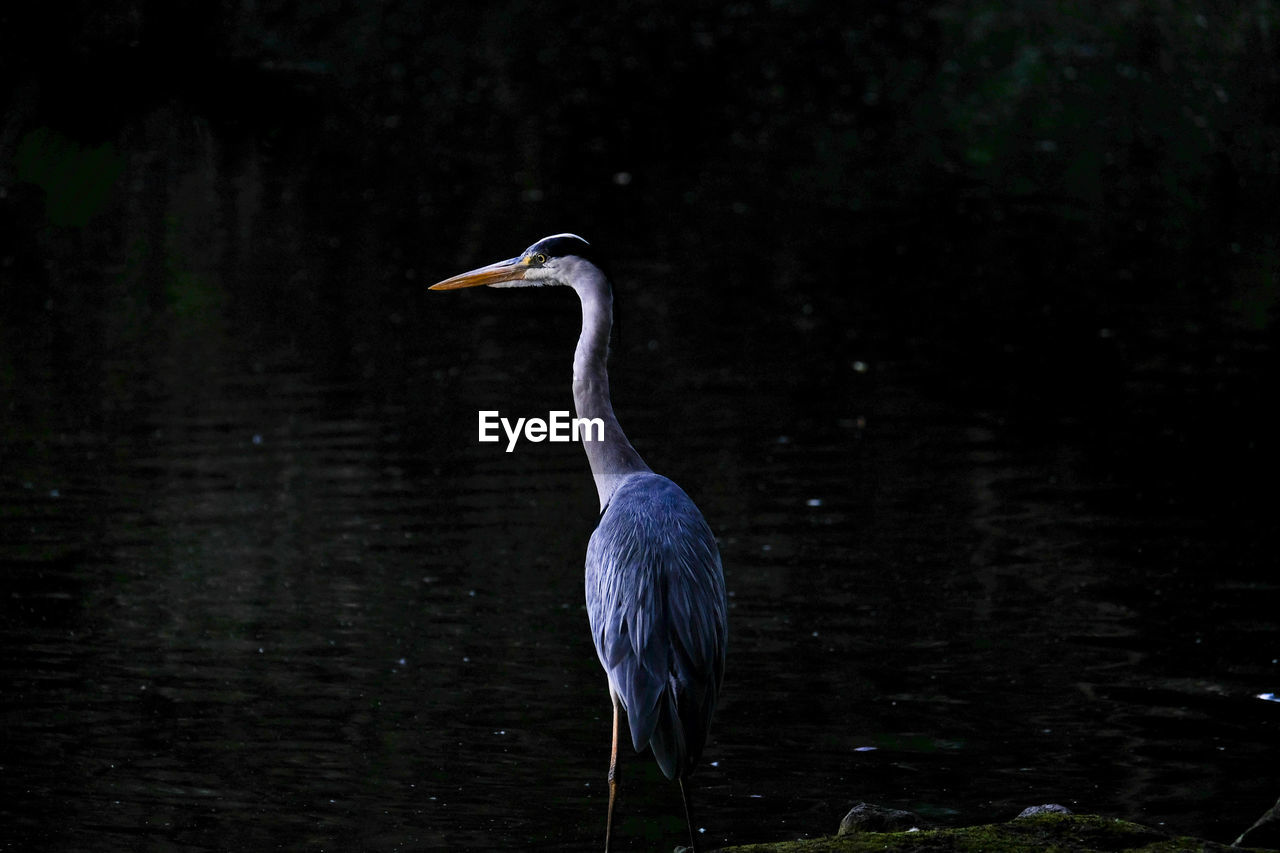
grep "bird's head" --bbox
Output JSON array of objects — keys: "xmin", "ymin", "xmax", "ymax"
[{"xmin": 429, "ymin": 233, "xmax": 600, "ymax": 291}]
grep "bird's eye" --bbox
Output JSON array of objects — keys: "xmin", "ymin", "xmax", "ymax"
[{"xmin": 532, "ymin": 253, "xmax": 548, "ymax": 265}]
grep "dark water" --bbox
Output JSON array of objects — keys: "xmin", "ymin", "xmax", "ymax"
[
  {"xmin": 4, "ymin": 187, "xmax": 1276, "ymax": 851},
  {"xmin": 4, "ymin": 5, "xmax": 1280, "ymax": 851}
]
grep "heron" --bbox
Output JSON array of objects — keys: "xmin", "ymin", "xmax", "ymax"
[{"xmin": 430, "ymin": 233, "xmax": 728, "ymax": 852}]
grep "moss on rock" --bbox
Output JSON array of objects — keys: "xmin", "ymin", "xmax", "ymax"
[{"xmin": 717, "ymin": 812, "xmax": 1277, "ymax": 853}]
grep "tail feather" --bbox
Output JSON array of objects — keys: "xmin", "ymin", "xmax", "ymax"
[{"xmin": 648, "ymin": 679, "xmax": 687, "ymax": 780}]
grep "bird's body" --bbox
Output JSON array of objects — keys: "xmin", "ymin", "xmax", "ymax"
[
  {"xmin": 430, "ymin": 234, "xmax": 727, "ymax": 851},
  {"xmin": 588, "ymin": 471, "xmax": 727, "ymax": 781}
]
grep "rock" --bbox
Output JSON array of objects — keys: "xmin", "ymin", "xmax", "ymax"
[
  {"xmin": 718, "ymin": 811, "xmax": 1272, "ymax": 852},
  {"xmin": 837, "ymin": 802, "xmax": 925, "ymax": 836},
  {"xmin": 1017, "ymin": 804, "xmax": 1074, "ymax": 818},
  {"xmin": 1233, "ymin": 796, "xmax": 1280, "ymax": 848}
]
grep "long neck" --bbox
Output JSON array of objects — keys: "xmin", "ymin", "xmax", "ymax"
[{"xmin": 571, "ymin": 270, "xmax": 650, "ymax": 509}]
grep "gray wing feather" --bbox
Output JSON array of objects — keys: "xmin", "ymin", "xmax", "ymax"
[{"xmin": 585, "ymin": 472, "xmax": 728, "ymax": 780}]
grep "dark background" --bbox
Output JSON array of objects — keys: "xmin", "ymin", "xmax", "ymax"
[{"xmin": 2, "ymin": 2, "xmax": 1277, "ymax": 851}]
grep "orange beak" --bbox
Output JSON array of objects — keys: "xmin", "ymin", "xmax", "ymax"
[{"xmin": 429, "ymin": 257, "xmax": 528, "ymax": 290}]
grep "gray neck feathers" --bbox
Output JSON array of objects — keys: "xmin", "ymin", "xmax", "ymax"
[{"xmin": 568, "ymin": 262, "xmax": 650, "ymax": 509}]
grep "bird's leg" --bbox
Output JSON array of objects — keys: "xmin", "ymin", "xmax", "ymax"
[
  {"xmin": 678, "ymin": 776, "xmax": 698, "ymax": 853},
  {"xmin": 605, "ymin": 696, "xmax": 621, "ymax": 852}
]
